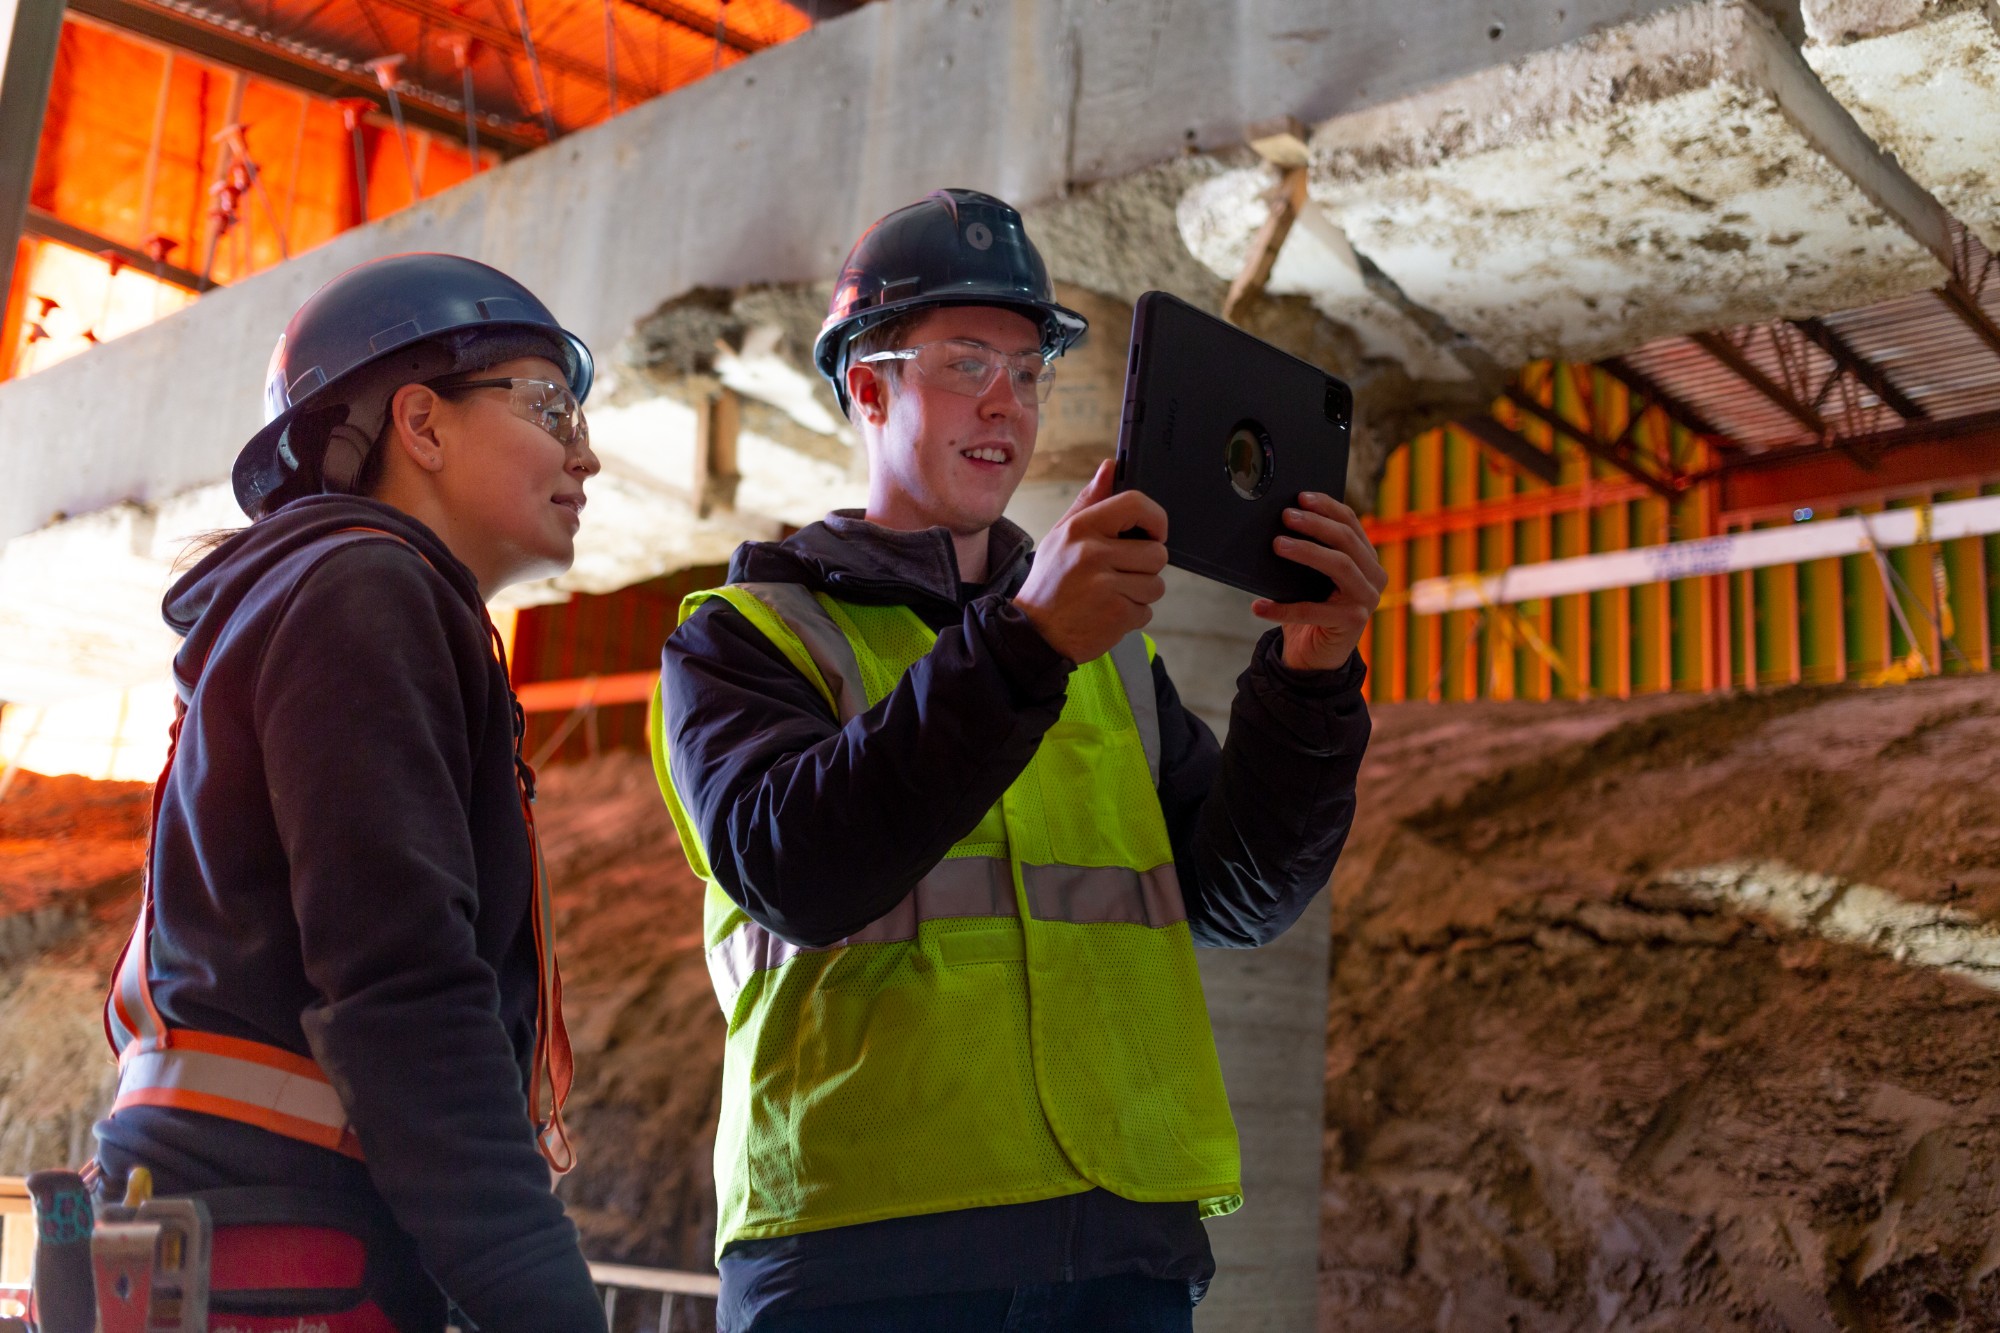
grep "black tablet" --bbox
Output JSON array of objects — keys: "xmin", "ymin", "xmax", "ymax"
[{"xmin": 1111, "ymin": 291, "xmax": 1352, "ymax": 604}]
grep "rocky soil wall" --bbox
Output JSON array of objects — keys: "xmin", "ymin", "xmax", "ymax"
[{"xmin": 1326, "ymin": 677, "xmax": 2000, "ymax": 1331}]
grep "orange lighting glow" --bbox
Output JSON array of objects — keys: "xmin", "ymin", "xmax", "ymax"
[
  {"xmin": 0, "ymin": 683, "xmax": 176, "ymax": 785},
  {"xmin": 10, "ymin": 242, "xmax": 195, "ymax": 375}
]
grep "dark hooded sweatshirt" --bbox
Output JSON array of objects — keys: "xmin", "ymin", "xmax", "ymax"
[
  {"xmin": 661, "ymin": 511, "xmax": 1372, "ymax": 1328},
  {"xmin": 92, "ymin": 495, "xmax": 605, "ymax": 1333}
]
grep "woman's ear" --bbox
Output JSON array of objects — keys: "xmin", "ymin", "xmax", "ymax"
[{"xmin": 388, "ymin": 382, "xmax": 448, "ymax": 474}]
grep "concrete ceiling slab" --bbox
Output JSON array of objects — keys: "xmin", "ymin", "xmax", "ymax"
[
  {"xmin": 0, "ymin": 0, "xmax": 1714, "ymax": 557},
  {"xmin": 1803, "ymin": 0, "xmax": 2000, "ymax": 252},
  {"xmin": 1176, "ymin": 163, "xmax": 1473, "ymax": 382},
  {"xmin": 1305, "ymin": 0, "xmax": 1948, "ymax": 366},
  {"xmin": 7, "ymin": 0, "xmax": 1979, "ymax": 708}
]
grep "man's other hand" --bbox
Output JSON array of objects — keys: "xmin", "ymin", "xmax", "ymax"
[
  {"xmin": 1254, "ymin": 492, "xmax": 1387, "ymax": 673},
  {"xmin": 1016, "ymin": 461, "xmax": 1169, "ymax": 664}
]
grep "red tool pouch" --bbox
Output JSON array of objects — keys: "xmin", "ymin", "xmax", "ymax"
[
  {"xmin": 205, "ymin": 1223, "xmax": 399, "ymax": 1332},
  {"xmin": 181, "ymin": 1188, "xmax": 440, "ymax": 1333}
]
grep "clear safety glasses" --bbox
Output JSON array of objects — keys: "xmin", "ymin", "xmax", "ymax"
[
  {"xmin": 432, "ymin": 376, "xmax": 589, "ymax": 447},
  {"xmin": 856, "ymin": 339, "xmax": 1057, "ymax": 406}
]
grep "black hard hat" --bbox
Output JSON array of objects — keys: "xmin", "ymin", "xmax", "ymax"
[
  {"xmin": 233, "ymin": 252, "xmax": 593, "ymax": 517},
  {"xmin": 813, "ymin": 189, "xmax": 1087, "ymax": 414}
]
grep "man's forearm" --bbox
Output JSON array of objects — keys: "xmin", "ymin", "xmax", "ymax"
[
  {"xmin": 1162, "ymin": 633, "xmax": 1371, "ymax": 947},
  {"xmin": 666, "ymin": 597, "xmax": 1071, "ymax": 946}
]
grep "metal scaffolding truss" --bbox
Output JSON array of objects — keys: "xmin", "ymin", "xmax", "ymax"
[
  {"xmin": 67, "ymin": 0, "xmax": 547, "ymax": 149},
  {"xmin": 67, "ymin": 0, "xmax": 809, "ymax": 154},
  {"xmin": 1460, "ymin": 223, "xmax": 2000, "ymax": 488}
]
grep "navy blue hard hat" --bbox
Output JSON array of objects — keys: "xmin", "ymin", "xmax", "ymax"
[
  {"xmin": 813, "ymin": 189, "xmax": 1087, "ymax": 414},
  {"xmin": 233, "ymin": 253, "xmax": 593, "ymax": 517}
]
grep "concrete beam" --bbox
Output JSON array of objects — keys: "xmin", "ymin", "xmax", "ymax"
[
  {"xmin": 1802, "ymin": 0, "xmax": 2000, "ymax": 254},
  {"xmin": 1306, "ymin": 0, "xmax": 1950, "ymax": 366}
]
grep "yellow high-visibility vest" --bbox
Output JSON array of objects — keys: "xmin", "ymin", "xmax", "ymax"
[{"xmin": 651, "ymin": 583, "xmax": 1242, "ymax": 1256}]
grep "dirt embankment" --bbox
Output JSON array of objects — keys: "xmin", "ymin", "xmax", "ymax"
[
  {"xmin": 1327, "ymin": 676, "xmax": 2000, "ymax": 1332},
  {"xmin": 532, "ymin": 754, "xmax": 722, "ymax": 1273},
  {"xmin": 5, "ymin": 678, "xmax": 2000, "ymax": 1331},
  {"xmin": 0, "ymin": 770, "xmax": 150, "ymax": 1170},
  {"xmin": 0, "ymin": 756, "xmax": 723, "ymax": 1273}
]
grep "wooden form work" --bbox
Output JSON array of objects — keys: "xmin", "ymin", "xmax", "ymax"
[{"xmin": 1362, "ymin": 361, "xmax": 2000, "ymax": 704}]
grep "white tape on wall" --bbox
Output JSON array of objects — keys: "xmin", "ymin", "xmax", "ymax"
[{"xmin": 1409, "ymin": 493, "xmax": 2000, "ymax": 615}]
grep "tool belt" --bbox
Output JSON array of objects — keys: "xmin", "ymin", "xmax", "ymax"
[{"xmin": 194, "ymin": 1188, "xmax": 440, "ymax": 1333}]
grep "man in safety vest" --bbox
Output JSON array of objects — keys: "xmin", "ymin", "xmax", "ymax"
[{"xmin": 652, "ymin": 188, "xmax": 1383, "ymax": 1332}]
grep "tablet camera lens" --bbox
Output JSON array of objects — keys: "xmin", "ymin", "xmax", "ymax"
[{"xmin": 1225, "ymin": 422, "xmax": 1274, "ymax": 500}]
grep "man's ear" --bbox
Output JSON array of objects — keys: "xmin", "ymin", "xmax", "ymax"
[
  {"xmin": 388, "ymin": 382, "xmax": 447, "ymax": 474},
  {"xmin": 846, "ymin": 363, "xmax": 891, "ymax": 426}
]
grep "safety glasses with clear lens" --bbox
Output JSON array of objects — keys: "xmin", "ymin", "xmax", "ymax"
[
  {"xmin": 857, "ymin": 339, "xmax": 1057, "ymax": 405},
  {"xmin": 431, "ymin": 376, "xmax": 589, "ymax": 447}
]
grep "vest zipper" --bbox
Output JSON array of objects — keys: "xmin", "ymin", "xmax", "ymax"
[{"xmin": 1060, "ymin": 1192, "xmax": 1079, "ymax": 1283}]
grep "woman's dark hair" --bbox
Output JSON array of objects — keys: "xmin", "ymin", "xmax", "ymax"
[{"xmin": 173, "ymin": 529, "xmax": 235, "ymax": 571}]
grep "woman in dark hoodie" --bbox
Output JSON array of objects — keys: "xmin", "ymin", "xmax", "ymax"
[{"xmin": 91, "ymin": 253, "xmax": 609, "ymax": 1332}]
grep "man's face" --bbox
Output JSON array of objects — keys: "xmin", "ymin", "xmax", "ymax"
[{"xmin": 851, "ymin": 305, "xmax": 1044, "ymax": 539}]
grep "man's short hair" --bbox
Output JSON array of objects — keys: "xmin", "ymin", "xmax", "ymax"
[{"xmin": 840, "ymin": 310, "xmax": 931, "ymax": 425}]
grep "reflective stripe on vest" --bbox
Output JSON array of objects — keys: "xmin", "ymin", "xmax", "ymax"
[
  {"xmin": 703, "ymin": 856, "xmax": 1187, "ymax": 1014},
  {"xmin": 113, "ymin": 1031, "xmax": 362, "ymax": 1158},
  {"xmin": 653, "ymin": 580, "xmax": 1242, "ymax": 1254},
  {"xmin": 103, "ymin": 709, "xmax": 367, "ymax": 1160},
  {"xmin": 104, "ymin": 527, "xmax": 575, "ymax": 1172}
]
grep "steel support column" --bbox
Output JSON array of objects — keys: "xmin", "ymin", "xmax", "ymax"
[{"xmin": 0, "ymin": 0, "xmax": 66, "ymax": 312}]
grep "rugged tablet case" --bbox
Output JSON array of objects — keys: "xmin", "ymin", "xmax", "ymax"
[{"xmin": 1112, "ymin": 291, "xmax": 1353, "ymax": 604}]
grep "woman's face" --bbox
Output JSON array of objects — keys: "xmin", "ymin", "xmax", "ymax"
[{"xmin": 425, "ymin": 355, "xmax": 599, "ymax": 593}]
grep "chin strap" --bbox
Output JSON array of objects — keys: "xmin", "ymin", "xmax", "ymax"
[{"xmin": 319, "ymin": 422, "xmax": 376, "ymax": 493}]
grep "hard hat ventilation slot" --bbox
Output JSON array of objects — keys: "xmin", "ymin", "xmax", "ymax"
[{"xmin": 370, "ymin": 321, "xmax": 422, "ymax": 352}]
